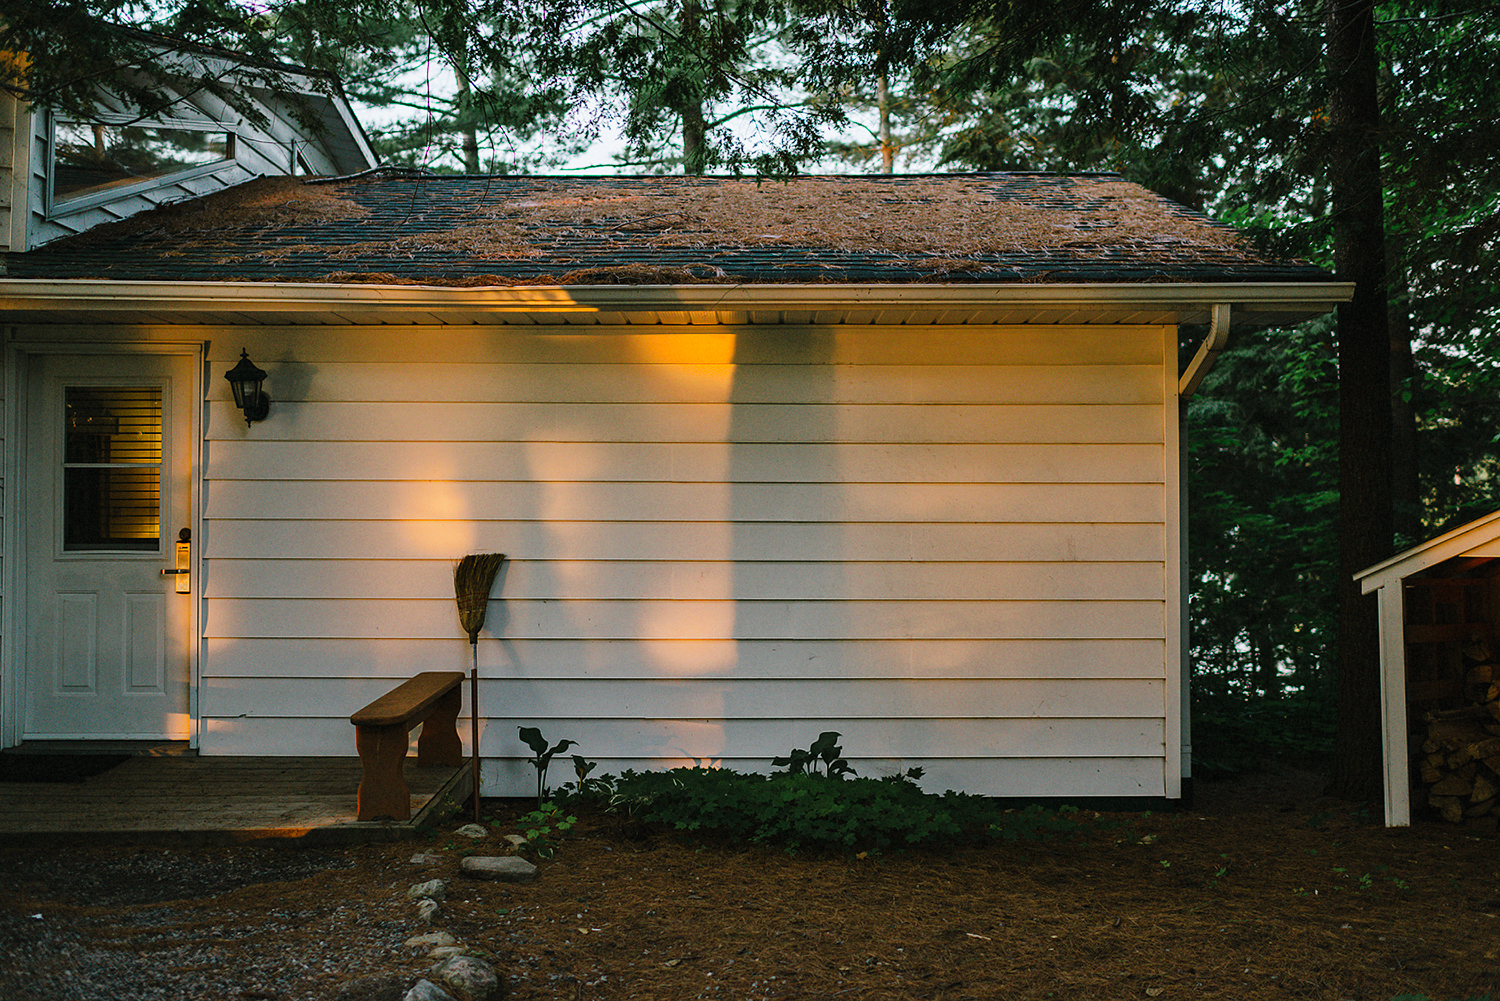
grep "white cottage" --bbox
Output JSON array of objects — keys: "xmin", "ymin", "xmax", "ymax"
[{"xmin": 0, "ymin": 162, "xmax": 1350, "ymax": 806}]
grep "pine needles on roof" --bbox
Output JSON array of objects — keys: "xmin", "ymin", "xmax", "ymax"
[{"xmin": 24, "ymin": 173, "xmax": 1310, "ymax": 286}]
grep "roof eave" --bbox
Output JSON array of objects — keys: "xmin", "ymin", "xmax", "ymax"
[
  {"xmin": 1357, "ymin": 509, "xmax": 1500, "ymax": 592},
  {"xmin": 0, "ymin": 278, "xmax": 1354, "ymax": 326}
]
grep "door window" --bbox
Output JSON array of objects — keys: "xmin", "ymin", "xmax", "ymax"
[{"xmin": 62, "ymin": 386, "xmax": 162, "ymax": 551}]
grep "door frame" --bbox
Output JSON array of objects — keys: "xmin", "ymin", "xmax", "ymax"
[{"xmin": 2, "ymin": 340, "xmax": 205, "ymax": 749}]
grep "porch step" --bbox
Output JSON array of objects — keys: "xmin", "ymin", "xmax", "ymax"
[
  {"xmin": 0, "ymin": 756, "xmax": 471, "ymax": 845},
  {"xmin": 5, "ymin": 739, "xmax": 192, "ymax": 756}
]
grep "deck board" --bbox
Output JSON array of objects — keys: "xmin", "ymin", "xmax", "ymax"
[{"xmin": 0, "ymin": 756, "xmax": 471, "ymax": 843}]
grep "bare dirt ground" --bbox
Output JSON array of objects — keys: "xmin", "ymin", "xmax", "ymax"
[{"xmin": 1, "ymin": 764, "xmax": 1497, "ymax": 1001}]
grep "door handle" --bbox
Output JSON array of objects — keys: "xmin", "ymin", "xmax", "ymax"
[{"xmin": 161, "ymin": 528, "xmax": 190, "ymax": 593}]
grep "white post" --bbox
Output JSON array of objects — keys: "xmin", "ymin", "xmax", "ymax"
[{"xmin": 1376, "ymin": 582, "xmax": 1411, "ymax": 826}]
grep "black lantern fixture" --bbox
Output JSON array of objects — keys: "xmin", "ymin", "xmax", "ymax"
[{"xmin": 224, "ymin": 348, "xmax": 270, "ymax": 426}]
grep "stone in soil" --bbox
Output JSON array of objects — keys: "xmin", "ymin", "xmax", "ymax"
[
  {"xmin": 407, "ymin": 879, "xmax": 446, "ymax": 901},
  {"xmin": 460, "ymin": 855, "xmax": 538, "ymax": 883},
  {"xmin": 430, "ymin": 954, "xmax": 500, "ymax": 1001},
  {"xmin": 403, "ymin": 980, "xmax": 459, "ymax": 1001}
]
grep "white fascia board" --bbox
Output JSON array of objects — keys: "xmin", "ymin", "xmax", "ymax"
[
  {"xmin": 0, "ymin": 279, "xmax": 1356, "ymax": 320},
  {"xmin": 1357, "ymin": 508, "xmax": 1500, "ymax": 593}
]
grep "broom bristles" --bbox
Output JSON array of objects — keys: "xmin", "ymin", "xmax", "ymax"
[{"xmin": 455, "ymin": 553, "xmax": 506, "ymax": 641}]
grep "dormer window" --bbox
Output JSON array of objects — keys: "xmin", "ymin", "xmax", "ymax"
[{"xmin": 51, "ymin": 118, "xmax": 234, "ymax": 205}]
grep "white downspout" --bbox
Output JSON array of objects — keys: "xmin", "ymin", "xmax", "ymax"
[
  {"xmin": 1173, "ymin": 302, "xmax": 1229, "ymax": 806},
  {"xmin": 1178, "ymin": 303, "xmax": 1231, "ymax": 398}
]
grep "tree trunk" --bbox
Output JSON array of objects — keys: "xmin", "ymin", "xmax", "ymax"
[
  {"xmin": 1328, "ymin": 0, "xmax": 1392, "ymax": 804},
  {"xmin": 455, "ymin": 62, "xmax": 481, "ymax": 174},
  {"xmin": 1254, "ymin": 622, "xmax": 1282, "ymax": 700},
  {"xmin": 680, "ymin": 0, "xmax": 706, "ymax": 174},
  {"xmin": 1388, "ymin": 252, "xmax": 1421, "ymax": 543},
  {"xmin": 682, "ymin": 101, "xmax": 707, "ymax": 174},
  {"xmin": 877, "ymin": 72, "xmax": 894, "ymax": 173}
]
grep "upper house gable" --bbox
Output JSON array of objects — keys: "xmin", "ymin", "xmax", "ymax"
[{"xmin": 0, "ymin": 31, "xmax": 376, "ymax": 254}]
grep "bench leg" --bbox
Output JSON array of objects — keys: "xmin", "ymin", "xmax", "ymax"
[
  {"xmin": 355, "ymin": 724, "xmax": 412, "ymax": 821},
  {"xmin": 415, "ymin": 684, "xmax": 464, "ymax": 767}
]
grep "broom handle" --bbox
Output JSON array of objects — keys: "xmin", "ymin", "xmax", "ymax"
[{"xmin": 471, "ymin": 641, "xmax": 481, "ymax": 823}]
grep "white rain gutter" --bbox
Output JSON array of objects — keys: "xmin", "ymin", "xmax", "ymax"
[
  {"xmin": 1177, "ymin": 302, "xmax": 1231, "ymax": 398},
  {"xmin": 0, "ymin": 279, "xmax": 1354, "ymax": 320}
]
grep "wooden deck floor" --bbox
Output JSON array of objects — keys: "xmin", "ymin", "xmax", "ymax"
[{"xmin": 0, "ymin": 754, "xmax": 472, "ymax": 844}]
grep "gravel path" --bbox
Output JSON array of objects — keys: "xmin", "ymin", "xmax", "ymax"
[{"xmin": 0, "ymin": 843, "xmax": 428, "ymax": 1001}]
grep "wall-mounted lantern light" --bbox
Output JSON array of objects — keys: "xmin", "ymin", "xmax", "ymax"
[{"xmin": 224, "ymin": 348, "xmax": 270, "ymax": 426}]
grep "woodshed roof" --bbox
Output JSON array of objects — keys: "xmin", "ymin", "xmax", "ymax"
[{"xmin": 3, "ymin": 171, "xmax": 1332, "ymax": 287}]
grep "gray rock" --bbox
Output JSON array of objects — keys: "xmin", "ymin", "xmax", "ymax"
[
  {"xmin": 453, "ymin": 823, "xmax": 488, "ymax": 839},
  {"xmin": 502, "ymin": 834, "xmax": 529, "ymax": 848},
  {"xmin": 410, "ymin": 853, "xmax": 445, "ymax": 865},
  {"xmin": 406, "ymin": 931, "xmax": 458, "ymax": 948},
  {"xmin": 430, "ymin": 955, "xmax": 500, "ymax": 1001},
  {"xmin": 334, "ymin": 974, "xmax": 415, "ymax": 1001},
  {"xmin": 403, "ymin": 979, "xmax": 458, "ymax": 1001},
  {"xmin": 407, "ymin": 879, "xmax": 446, "ymax": 901},
  {"xmin": 460, "ymin": 855, "xmax": 538, "ymax": 883},
  {"xmin": 415, "ymin": 897, "xmax": 441, "ymax": 923}
]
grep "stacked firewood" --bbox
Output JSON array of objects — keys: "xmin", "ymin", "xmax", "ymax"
[{"xmin": 1420, "ymin": 660, "xmax": 1500, "ymax": 826}]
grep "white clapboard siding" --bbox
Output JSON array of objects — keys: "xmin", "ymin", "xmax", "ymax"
[
  {"xmin": 197, "ymin": 716, "xmax": 1171, "ymax": 796},
  {"xmin": 201, "ymin": 715, "xmax": 1165, "ymax": 760},
  {"xmin": 210, "ymin": 325, "xmax": 1164, "ymax": 367},
  {"xmin": 203, "ymin": 636, "xmax": 1168, "ymax": 681},
  {"xmin": 219, "ymin": 362, "xmax": 1162, "ymax": 406},
  {"xmin": 202, "ymin": 676, "xmax": 1164, "ymax": 722},
  {"xmin": 206, "ymin": 481, "xmax": 1165, "ymax": 524},
  {"xmin": 205, "ymin": 598, "xmax": 1164, "ymax": 641},
  {"xmin": 205, "ymin": 520, "xmax": 1165, "ymax": 563},
  {"xmin": 203, "ymin": 558, "xmax": 1164, "ymax": 601},
  {"xmin": 207, "ymin": 401, "xmax": 1164, "ymax": 444},
  {"xmin": 197, "ymin": 322, "xmax": 1177, "ymax": 799},
  {"xmin": 207, "ymin": 441, "xmax": 1166, "ymax": 484},
  {"xmin": 196, "ymin": 727, "xmax": 1166, "ymax": 797}
]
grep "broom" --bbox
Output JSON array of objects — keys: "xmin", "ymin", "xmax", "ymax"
[{"xmin": 455, "ymin": 552, "xmax": 506, "ymax": 823}]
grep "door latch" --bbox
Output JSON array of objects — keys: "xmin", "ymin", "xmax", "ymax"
[{"xmin": 161, "ymin": 528, "xmax": 190, "ymax": 593}]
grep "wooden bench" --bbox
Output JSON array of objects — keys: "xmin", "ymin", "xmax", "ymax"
[{"xmin": 350, "ymin": 671, "xmax": 466, "ymax": 821}]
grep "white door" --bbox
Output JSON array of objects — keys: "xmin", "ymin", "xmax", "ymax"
[{"xmin": 22, "ymin": 352, "xmax": 195, "ymax": 740}]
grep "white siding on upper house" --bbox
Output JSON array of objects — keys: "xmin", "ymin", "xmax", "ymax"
[
  {"xmin": 195, "ymin": 322, "xmax": 1177, "ymax": 800},
  {"xmin": 0, "ymin": 65, "xmax": 373, "ymax": 252},
  {"xmin": 0, "ymin": 92, "xmax": 28, "ymax": 252}
]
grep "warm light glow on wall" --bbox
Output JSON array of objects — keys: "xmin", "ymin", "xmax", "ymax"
[
  {"xmin": 401, "ymin": 520, "xmax": 478, "ymax": 556},
  {"xmin": 648, "ymin": 636, "xmax": 738, "ymax": 677},
  {"xmin": 385, "ymin": 456, "xmax": 478, "ymax": 552},
  {"xmin": 654, "ymin": 363, "xmax": 736, "ymax": 401},
  {"xmin": 407, "ymin": 479, "xmax": 472, "ymax": 521},
  {"xmin": 638, "ymin": 593, "xmax": 735, "ymax": 635},
  {"xmin": 625, "ymin": 333, "xmax": 739, "ymax": 367},
  {"xmin": 523, "ymin": 440, "xmax": 630, "ymax": 483}
]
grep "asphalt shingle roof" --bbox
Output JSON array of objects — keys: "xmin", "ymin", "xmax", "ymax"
[{"xmin": 4, "ymin": 171, "xmax": 1331, "ymax": 286}]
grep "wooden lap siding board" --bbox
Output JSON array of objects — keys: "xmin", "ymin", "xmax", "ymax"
[{"xmin": 197, "ymin": 323, "xmax": 1174, "ymax": 799}]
